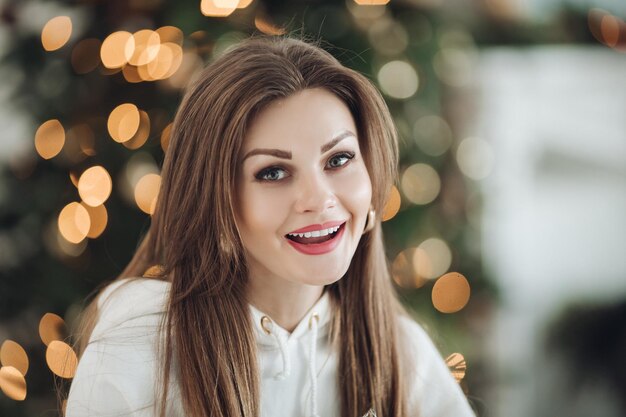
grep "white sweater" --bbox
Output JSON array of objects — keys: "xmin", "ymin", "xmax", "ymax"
[{"xmin": 65, "ymin": 278, "xmax": 476, "ymax": 417}]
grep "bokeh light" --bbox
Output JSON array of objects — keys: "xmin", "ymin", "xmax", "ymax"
[
  {"xmin": 0, "ymin": 366, "xmax": 26, "ymax": 401},
  {"xmin": 100, "ymin": 31, "xmax": 135, "ymax": 69},
  {"xmin": 122, "ymin": 110, "xmax": 151, "ymax": 150},
  {"xmin": 456, "ymin": 136, "xmax": 494, "ymax": 180},
  {"xmin": 0, "ymin": 340, "xmax": 29, "ymax": 376},
  {"xmin": 41, "ymin": 16, "xmax": 72, "ymax": 51},
  {"xmin": 108, "ymin": 103, "xmax": 141, "ymax": 142},
  {"xmin": 155, "ymin": 26, "xmax": 184, "ymax": 46},
  {"xmin": 432, "ymin": 272, "xmax": 470, "ymax": 313},
  {"xmin": 129, "ymin": 29, "xmax": 161, "ymax": 66},
  {"xmin": 58, "ymin": 202, "xmax": 91, "ymax": 244},
  {"xmin": 62, "ymin": 124, "xmax": 96, "ymax": 164},
  {"xmin": 600, "ymin": 14, "xmax": 621, "ymax": 47},
  {"xmin": 164, "ymin": 51, "xmax": 204, "ymax": 89},
  {"xmin": 56, "ymin": 228, "xmax": 88, "ymax": 257},
  {"xmin": 391, "ymin": 247, "xmax": 429, "ymax": 289},
  {"xmin": 377, "ymin": 60, "xmax": 419, "ymax": 99},
  {"xmin": 255, "ymin": 16, "xmax": 287, "ymax": 35},
  {"xmin": 382, "ymin": 185, "xmax": 401, "ymax": 221},
  {"xmin": 35, "ymin": 119, "xmax": 65, "ymax": 160},
  {"xmin": 134, "ymin": 173, "xmax": 161, "ymax": 215},
  {"xmin": 78, "ymin": 166, "xmax": 112, "ymax": 207},
  {"xmin": 201, "ymin": 0, "xmax": 238, "ymax": 17},
  {"xmin": 45, "ymin": 341, "xmax": 77, "ymax": 379},
  {"xmin": 415, "ymin": 238, "xmax": 452, "ymax": 279},
  {"xmin": 354, "ymin": 0, "xmax": 390, "ymax": 5},
  {"xmin": 39, "ymin": 313, "xmax": 67, "ymax": 346},
  {"xmin": 401, "ymin": 163, "xmax": 441, "ymax": 205},
  {"xmin": 81, "ymin": 203, "xmax": 108, "ymax": 239},
  {"xmin": 122, "ymin": 64, "xmax": 143, "ymax": 83},
  {"xmin": 412, "ymin": 115, "xmax": 453, "ymax": 156},
  {"xmin": 161, "ymin": 122, "xmax": 173, "ymax": 152}
]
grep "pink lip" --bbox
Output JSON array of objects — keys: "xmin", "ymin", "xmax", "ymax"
[
  {"xmin": 288, "ymin": 220, "xmax": 346, "ymax": 234},
  {"xmin": 286, "ymin": 222, "xmax": 346, "ymax": 255}
]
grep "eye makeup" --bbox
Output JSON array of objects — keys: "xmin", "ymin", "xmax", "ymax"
[{"xmin": 253, "ymin": 151, "xmax": 356, "ymax": 183}]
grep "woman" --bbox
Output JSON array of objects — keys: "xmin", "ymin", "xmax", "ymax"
[{"xmin": 65, "ymin": 35, "xmax": 476, "ymax": 417}]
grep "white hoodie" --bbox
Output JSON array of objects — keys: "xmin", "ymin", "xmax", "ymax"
[{"xmin": 66, "ymin": 278, "xmax": 476, "ymax": 417}]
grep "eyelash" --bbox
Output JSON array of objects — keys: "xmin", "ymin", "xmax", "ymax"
[{"xmin": 254, "ymin": 151, "xmax": 356, "ymax": 182}]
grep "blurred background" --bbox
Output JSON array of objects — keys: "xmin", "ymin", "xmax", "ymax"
[{"xmin": 0, "ymin": 0, "xmax": 624, "ymax": 416}]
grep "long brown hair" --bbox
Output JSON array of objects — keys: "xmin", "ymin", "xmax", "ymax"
[{"xmin": 71, "ymin": 34, "xmax": 411, "ymax": 417}]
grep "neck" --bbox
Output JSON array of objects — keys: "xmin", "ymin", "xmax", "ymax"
[{"xmin": 245, "ymin": 277, "xmax": 324, "ymax": 333}]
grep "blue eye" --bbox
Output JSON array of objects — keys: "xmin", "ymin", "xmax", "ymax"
[
  {"xmin": 256, "ymin": 167, "xmax": 287, "ymax": 182},
  {"xmin": 328, "ymin": 152, "xmax": 355, "ymax": 168}
]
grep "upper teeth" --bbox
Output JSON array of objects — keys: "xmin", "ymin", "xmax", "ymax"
[{"xmin": 288, "ymin": 225, "xmax": 341, "ymax": 238}]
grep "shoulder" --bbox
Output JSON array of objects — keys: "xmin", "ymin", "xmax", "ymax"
[
  {"xmin": 66, "ymin": 278, "xmax": 173, "ymax": 416},
  {"xmin": 396, "ymin": 314, "xmax": 476, "ymax": 417},
  {"xmin": 91, "ymin": 277, "xmax": 170, "ymax": 340}
]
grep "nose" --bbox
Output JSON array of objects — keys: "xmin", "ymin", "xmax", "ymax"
[{"xmin": 293, "ymin": 171, "xmax": 337, "ymax": 213}]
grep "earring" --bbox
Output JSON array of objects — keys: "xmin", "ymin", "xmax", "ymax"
[
  {"xmin": 219, "ymin": 233, "xmax": 232, "ymax": 255},
  {"xmin": 362, "ymin": 207, "xmax": 376, "ymax": 234}
]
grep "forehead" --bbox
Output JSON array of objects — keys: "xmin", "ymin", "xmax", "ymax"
[{"xmin": 242, "ymin": 88, "xmax": 357, "ymax": 151}]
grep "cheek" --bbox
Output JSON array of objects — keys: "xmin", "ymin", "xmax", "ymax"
[
  {"xmin": 336, "ymin": 165, "xmax": 372, "ymax": 213},
  {"xmin": 236, "ymin": 183, "xmax": 287, "ymax": 236}
]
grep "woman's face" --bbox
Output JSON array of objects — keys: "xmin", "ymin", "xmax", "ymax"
[{"xmin": 235, "ymin": 87, "xmax": 372, "ymax": 287}]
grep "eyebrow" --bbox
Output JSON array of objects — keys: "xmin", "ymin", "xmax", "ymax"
[{"xmin": 241, "ymin": 130, "xmax": 356, "ymax": 163}]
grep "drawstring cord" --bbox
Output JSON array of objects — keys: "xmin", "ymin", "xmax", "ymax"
[
  {"xmin": 260, "ymin": 313, "xmax": 320, "ymax": 417},
  {"xmin": 308, "ymin": 313, "xmax": 320, "ymax": 417},
  {"xmin": 272, "ymin": 331, "xmax": 291, "ymax": 379}
]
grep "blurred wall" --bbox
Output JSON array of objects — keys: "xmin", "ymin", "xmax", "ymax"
[{"xmin": 476, "ymin": 46, "xmax": 626, "ymax": 417}]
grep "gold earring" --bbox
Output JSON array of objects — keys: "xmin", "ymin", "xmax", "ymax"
[
  {"xmin": 219, "ymin": 233, "xmax": 232, "ymax": 254},
  {"xmin": 362, "ymin": 207, "xmax": 376, "ymax": 234}
]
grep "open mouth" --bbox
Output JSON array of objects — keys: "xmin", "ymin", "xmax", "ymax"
[{"xmin": 285, "ymin": 222, "xmax": 346, "ymax": 245}]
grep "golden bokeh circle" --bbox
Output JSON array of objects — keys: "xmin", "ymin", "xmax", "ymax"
[
  {"xmin": 156, "ymin": 26, "xmax": 183, "ymax": 45},
  {"xmin": 0, "ymin": 366, "xmax": 26, "ymax": 401},
  {"xmin": 431, "ymin": 272, "xmax": 470, "ymax": 313},
  {"xmin": 129, "ymin": 29, "xmax": 161, "ymax": 66},
  {"xmin": 0, "ymin": 340, "xmax": 29, "ymax": 376},
  {"xmin": 81, "ymin": 203, "xmax": 108, "ymax": 239},
  {"xmin": 391, "ymin": 248, "xmax": 428, "ymax": 289},
  {"xmin": 401, "ymin": 163, "xmax": 441, "ymax": 205},
  {"xmin": 122, "ymin": 110, "xmax": 151, "ymax": 149},
  {"xmin": 41, "ymin": 16, "xmax": 72, "ymax": 51},
  {"xmin": 161, "ymin": 123, "xmax": 173, "ymax": 152},
  {"xmin": 142, "ymin": 42, "xmax": 183, "ymax": 81},
  {"xmin": 415, "ymin": 238, "xmax": 452, "ymax": 279},
  {"xmin": 108, "ymin": 103, "xmax": 141, "ymax": 142},
  {"xmin": 200, "ymin": 0, "xmax": 238, "ymax": 17},
  {"xmin": 39, "ymin": 313, "xmax": 67, "ymax": 346},
  {"xmin": 35, "ymin": 119, "xmax": 65, "ymax": 160},
  {"xmin": 45, "ymin": 341, "xmax": 78, "ymax": 379},
  {"xmin": 58, "ymin": 202, "xmax": 91, "ymax": 244},
  {"xmin": 100, "ymin": 31, "xmax": 135, "ymax": 69},
  {"xmin": 382, "ymin": 185, "xmax": 401, "ymax": 221},
  {"xmin": 122, "ymin": 64, "xmax": 143, "ymax": 83},
  {"xmin": 134, "ymin": 174, "xmax": 161, "ymax": 215},
  {"xmin": 600, "ymin": 14, "xmax": 620, "ymax": 47},
  {"xmin": 354, "ymin": 0, "xmax": 390, "ymax": 4},
  {"xmin": 78, "ymin": 166, "xmax": 112, "ymax": 207}
]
